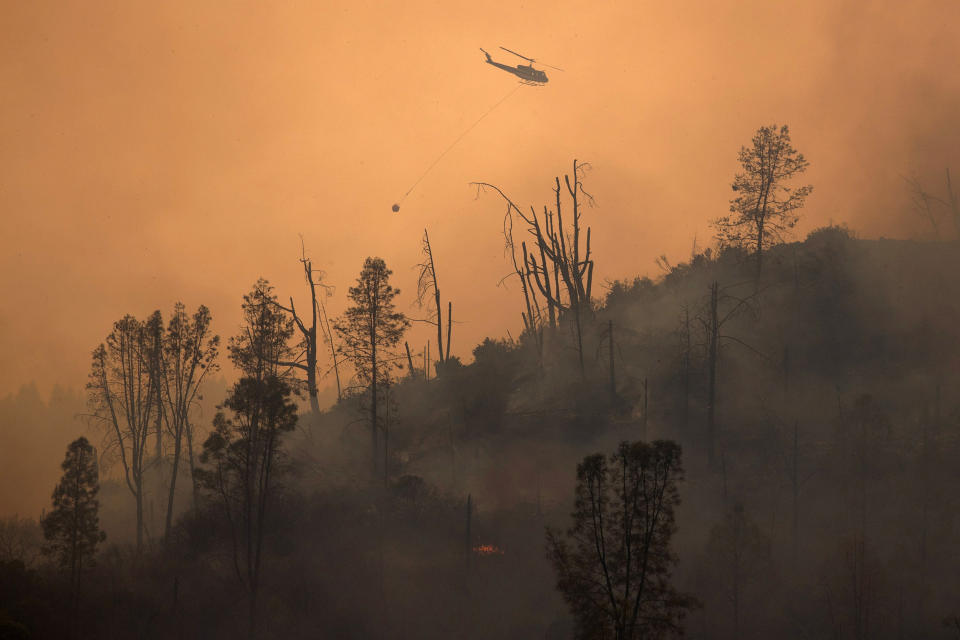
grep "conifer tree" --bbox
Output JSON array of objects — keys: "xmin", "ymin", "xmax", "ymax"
[
  {"xmin": 335, "ymin": 257, "xmax": 410, "ymax": 475},
  {"xmin": 42, "ymin": 437, "xmax": 106, "ymax": 633},
  {"xmin": 714, "ymin": 124, "xmax": 812, "ymax": 275}
]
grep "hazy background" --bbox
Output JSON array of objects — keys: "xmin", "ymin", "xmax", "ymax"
[{"xmin": 2, "ymin": 0, "xmax": 959, "ymax": 398}]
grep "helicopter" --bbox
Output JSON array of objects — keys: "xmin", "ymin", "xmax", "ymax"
[{"xmin": 480, "ymin": 46, "xmax": 563, "ymax": 85}]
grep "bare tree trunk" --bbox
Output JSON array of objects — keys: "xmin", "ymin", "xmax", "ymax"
[
  {"xmin": 384, "ymin": 384, "xmax": 390, "ymax": 487},
  {"xmin": 305, "ymin": 339, "xmax": 319, "ymax": 415},
  {"xmin": 574, "ymin": 301, "xmax": 585, "ymax": 379},
  {"xmin": 707, "ymin": 281, "xmax": 719, "ymax": 469},
  {"xmin": 135, "ymin": 473, "xmax": 144, "ymax": 553},
  {"xmin": 642, "ymin": 378, "xmax": 648, "ymax": 440},
  {"xmin": 756, "ymin": 220, "xmax": 765, "ymax": 278},
  {"xmin": 519, "ymin": 241, "xmax": 540, "ymax": 338},
  {"xmin": 371, "ymin": 325, "xmax": 379, "ymax": 476},
  {"xmin": 682, "ymin": 309, "xmax": 691, "ymax": 431},
  {"xmin": 71, "ymin": 452, "xmax": 82, "ymax": 639},
  {"xmin": 275, "ymin": 251, "xmax": 325, "ymax": 414},
  {"xmin": 919, "ymin": 404, "xmax": 930, "ymax": 625},
  {"xmin": 783, "ymin": 345, "xmax": 790, "ymax": 395},
  {"xmin": 318, "ymin": 295, "xmax": 342, "ymax": 402},
  {"xmin": 155, "ymin": 395, "xmax": 164, "ymax": 462},
  {"xmin": 420, "ymin": 229, "xmax": 456, "ymax": 370},
  {"xmin": 434, "ymin": 286, "xmax": 443, "ymax": 366},
  {"xmin": 608, "ymin": 320, "xmax": 616, "ymax": 403},
  {"xmin": 165, "ymin": 428, "xmax": 182, "ymax": 541},
  {"xmin": 404, "ymin": 341, "xmax": 415, "ymax": 377},
  {"xmin": 791, "ymin": 420, "xmax": 799, "ymax": 569},
  {"xmin": 446, "ymin": 301, "xmax": 452, "ymax": 362},
  {"xmin": 425, "ymin": 229, "xmax": 445, "ymax": 364},
  {"xmin": 465, "ymin": 494, "xmax": 472, "ymax": 568},
  {"xmin": 186, "ymin": 426, "xmax": 198, "ymax": 509},
  {"xmin": 732, "ymin": 505, "xmax": 741, "ymax": 639}
]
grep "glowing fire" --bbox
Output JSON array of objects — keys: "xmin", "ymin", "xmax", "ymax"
[{"xmin": 472, "ymin": 544, "xmax": 505, "ymax": 556}]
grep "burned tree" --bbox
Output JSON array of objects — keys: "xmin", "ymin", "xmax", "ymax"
[
  {"xmin": 904, "ymin": 168, "xmax": 960, "ymax": 238},
  {"xmin": 679, "ymin": 306, "xmax": 693, "ymax": 432},
  {"xmin": 317, "ymin": 286, "xmax": 343, "ymax": 402},
  {"xmin": 272, "ymin": 246, "xmax": 334, "ymax": 415},
  {"xmin": 416, "ymin": 228, "xmax": 453, "ymax": 369},
  {"xmin": 706, "ymin": 282, "xmax": 720, "ymax": 468},
  {"xmin": 698, "ymin": 280, "xmax": 766, "ymax": 468},
  {"xmin": 473, "ymin": 159, "xmax": 595, "ymax": 372}
]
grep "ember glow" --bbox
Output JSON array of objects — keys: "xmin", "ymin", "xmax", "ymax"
[{"xmin": 472, "ymin": 544, "xmax": 505, "ymax": 556}]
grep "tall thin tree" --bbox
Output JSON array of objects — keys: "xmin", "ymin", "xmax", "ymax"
[
  {"xmin": 199, "ymin": 280, "xmax": 298, "ymax": 639},
  {"xmin": 334, "ymin": 257, "xmax": 410, "ymax": 475},
  {"xmin": 416, "ymin": 228, "xmax": 453, "ymax": 367},
  {"xmin": 42, "ymin": 437, "xmax": 106, "ymax": 636},
  {"xmin": 87, "ymin": 312, "xmax": 162, "ymax": 553},
  {"xmin": 160, "ymin": 303, "xmax": 219, "ymax": 539},
  {"xmin": 272, "ymin": 244, "xmax": 333, "ymax": 414}
]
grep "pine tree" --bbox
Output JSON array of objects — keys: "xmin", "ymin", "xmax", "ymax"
[
  {"xmin": 42, "ymin": 437, "xmax": 106, "ymax": 633},
  {"xmin": 199, "ymin": 377, "xmax": 297, "ymax": 639},
  {"xmin": 334, "ymin": 257, "xmax": 410, "ymax": 475},
  {"xmin": 713, "ymin": 124, "xmax": 813, "ymax": 275},
  {"xmin": 198, "ymin": 279, "xmax": 298, "ymax": 639}
]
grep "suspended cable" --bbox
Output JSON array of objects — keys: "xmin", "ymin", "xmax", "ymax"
[{"xmin": 393, "ymin": 83, "xmax": 524, "ymax": 212}]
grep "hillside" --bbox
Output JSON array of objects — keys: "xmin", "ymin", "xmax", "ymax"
[{"xmin": 4, "ymin": 229, "xmax": 960, "ymax": 638}]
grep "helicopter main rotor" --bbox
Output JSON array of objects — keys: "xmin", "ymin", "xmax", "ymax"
[{"xmin": 499, "ymin": 46, "xmax": 564, "ymax": 72}]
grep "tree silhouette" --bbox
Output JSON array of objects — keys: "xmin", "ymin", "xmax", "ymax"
[
  {"xmin": 334, "ymin": 257, "xmax": 410, "ymax": 475},
  {"xmin": 271, "ymin": 244, "xmax": 335, "ymax": 414},
  {"xmin": 714, "ymin": 125, "xmax": 812, "ymax": 275},
  {"xmin": 199, "ymin": 281, "xmax": 299, "ymax": 639},
  {"xmin": 705, "ymin": 503, "xmax": 770, "ymax": 638},
  {"xmin": 41, "ymin": 437, "xmax": 105, "ymax": 635},
  {"xmin": 160, "ymin": 303, "xmax": 219, "ymax": 539},
  {"xmin": 199, "ymin": 376, "xmax": 297, "ymax": 639},
  {"xmin": 547, "ymin": 440, "xmax": 695, "ymax": 639},
  {"xmin": 87, "ymin": 312, "xmax": 163, "ymax": 553},
  {"xmin": 416, "ymin": 228, "xmax": 453, "ymax": 369},
  {"xmin": 473, "ymin": 160, "xmax": 595, "ymax": 372},
  {"xmin": 228, "ymin": 279, "xmax": 296, "ymax": 382}
]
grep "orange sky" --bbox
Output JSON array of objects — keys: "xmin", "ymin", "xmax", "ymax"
[{"xmin": 2, "ymin": 0, "xmax": 959, "ymax": 398}]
